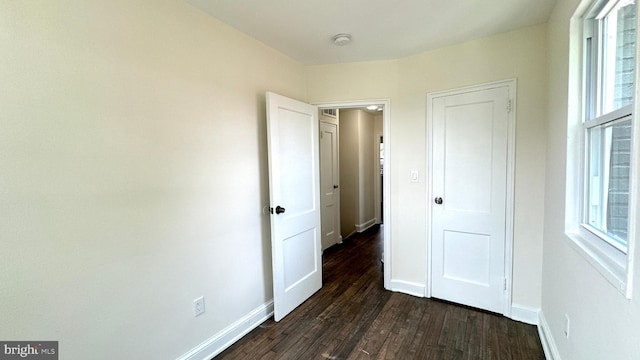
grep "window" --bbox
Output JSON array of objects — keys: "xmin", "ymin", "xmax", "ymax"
[
  {"xmin": 585, "ymin": 116, "xmax": 632, "ymax": 251},
  {"xmin": 572, "ymin": 0, "xmax": 637, "ymax": 295},
  {"xmin": 583, "ymin": 0, "xmax": 636, "ymax": 251}
]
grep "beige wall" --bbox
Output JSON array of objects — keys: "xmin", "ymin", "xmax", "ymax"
[
  {"xmin": 338, "ymin": 109, "xmax": 377, "ymax": 236},
  {"xmin": 0, "ymin": 0, "xmax": 306, "ymax": 358},
  {"xmin": 13, "ymin": 0, "xmax": 638, "ymax": 358},
  {"xmin": 542, "ymin": 0, "xmax": 640, "ymax": 358},
  {"xmin": 307, "ymin": 24, "xmax": 548, "ymax": 308},
  {"xmin": 339, "ymin": 110, "xmax": 359, "ymax": 237},
  {"xmin": 357, "ymin": 110, "xmax": 376, "ymax": 226}
]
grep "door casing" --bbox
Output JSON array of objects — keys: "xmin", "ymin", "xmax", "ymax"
[{"xmin": 426, "ymin": 79, "xmax": 516, "ymax": 317}]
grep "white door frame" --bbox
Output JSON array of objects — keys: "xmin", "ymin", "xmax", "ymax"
[
  {"xmin": 313, "ymin": 99, "xmax": 392, "ymax": 290},
  {"xmin": 425, "ymin": 79, "xmax": 516, "ymax": 317}
]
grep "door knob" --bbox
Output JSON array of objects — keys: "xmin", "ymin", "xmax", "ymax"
[
  {"xmin": 333, "ymin": 185, "xmax": 339, "ymax": 189},
  {"xmin": 434, "ymin": 197, "xmax": 443, "ymax": 205},
  {"xmin": 275, "ymin": 206, "xmax": 286, "ymax": 214}
]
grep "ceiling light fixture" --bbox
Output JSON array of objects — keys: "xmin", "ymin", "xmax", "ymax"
[
  {"xmin": 332, "ymin": 33, "xmax": 352, "ymax": 46},
  {"xmin": 366, "ymin": 105, "xmax": 378, "ymax": 111}
]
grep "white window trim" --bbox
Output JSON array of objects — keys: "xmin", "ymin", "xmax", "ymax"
[
  {"xmin": 584, "ymin": 104, "xmax": 632, "ymax": 128},
  {"xmin": 564, "ymin": 0, "xmax": 638, "ymax": 299},
  {"xmin": 565, "ymin": 228, "xmax": 628, "ymax": 292},
  {"xmin": 583, "ymin": 108, "xmax": 632, "ymax": 253}
]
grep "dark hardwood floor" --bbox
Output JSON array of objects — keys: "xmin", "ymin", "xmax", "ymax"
[{"xmin": 215, "ymin": 225, "xmax": 545, "ymax": 360}]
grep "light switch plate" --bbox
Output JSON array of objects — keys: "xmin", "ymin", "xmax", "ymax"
[{"xmin": 410, "ymin": 170, "xmax": 419, "ymax": 183}]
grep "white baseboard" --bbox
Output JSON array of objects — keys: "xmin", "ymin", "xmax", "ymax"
[
  {"xmin": 390, "ymin": 279, "xmax": 427, "ymax": 297},
  {"xmin": 176, "ymin": 301, "xmax": 273, "ymax": 360},
  {"xmin": 355, "ymin": 218, "xmax": 377, "ymax": 232},
  {"xmin": 538, "ymin": 311, "xmax": 561, "ymax": 360},
  {"xmin": 510, "ymin": 303, "xmax": 539, "ymax": 325}
]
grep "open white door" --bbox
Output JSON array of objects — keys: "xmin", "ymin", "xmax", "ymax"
[
  {"xmin": 266, "ymin": 92, "xmax": 322, "ymax": 322},
  {"xmin": 429, "ymin": 82, "xmax": 513, "ymax": 314},
  {"xmin": 320, "ymin": 121, "xmax": 341, "ymax": 250}
]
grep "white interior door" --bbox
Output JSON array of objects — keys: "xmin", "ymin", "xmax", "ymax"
[
  {"xmin": 320, "ymin": 121, "xmax": 341, "ymax": 250},
  {"xmin": 266, "ymin": 92, "xmax": 322, "ymax": 322},
  {"xmin": 430, "ymin": 84, "xmax": 512, "ymax": 314}
]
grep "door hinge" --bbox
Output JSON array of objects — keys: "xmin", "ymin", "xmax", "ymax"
[
  {"xmin": 504, "ymin": 278, "xmax": 507, "ymax": 291},
  {"xmin": 507, "ymin": 99, "xmax": 513, "ymax": 113}
]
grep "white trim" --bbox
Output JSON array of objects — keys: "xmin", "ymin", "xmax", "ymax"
[
  {"xmin": 389, "ymin": 279, "xmax": 426, "ymax": 297},
  {"xmin": 425, "ymin": 79, "xmax": 517, "ymax": 317},
  {"xmin": 509, "ymin": 303, "xmax": 540, "ymax": 325},
  {"xmin": 565, "ymin": 230, "xmax": 627, "ymax": 292},
  {"xmin": 538, "ymin": 311, "xmax": 561, "ymax": 360},
  {"xmin": 313, "ymin": 99, "xmax": 392, "ymax": 290},
  {"xmin": 504, "ymin": 80, "xmax": 517, "ymax": 318},
  {"xmin": 563, "ymin": 3, "xmax": 638, "ymax": 298},
  {"xmin": 584, "ymin": 103, "xmax": 633, "ymax": 127},
  {"xmin": 624, "ymin": 5, "xmax": 640, "ymax": 297},
  {"xmin": 355, "ymin": 218, "xmax": 377, "ymax": 232},
  {"xmin": 176, "ymin": 301, "xmax": 273, "ymax": 360},
  {"xmin": 426, "ymin": 91, "xmax": 434, "ymax": 298}
]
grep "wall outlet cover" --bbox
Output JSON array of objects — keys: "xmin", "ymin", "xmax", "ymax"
[{"xmin": 194, "ymin": 296, "xmax": 205, "ymax": 317}]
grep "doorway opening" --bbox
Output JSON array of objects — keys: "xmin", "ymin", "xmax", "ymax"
[{"xmin": 316, "ymin": 99, "xmax": 391, "ymax": 290}]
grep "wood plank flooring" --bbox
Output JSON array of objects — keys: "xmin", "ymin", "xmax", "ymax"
[{"xmin": 215, "ymin": 225, "xmax": 545, "ymax": 360}]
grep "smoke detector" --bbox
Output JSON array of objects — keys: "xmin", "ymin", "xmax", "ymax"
[{"xmin": 332, "ymin": 33, "xmax": 352, "ymax": 46}]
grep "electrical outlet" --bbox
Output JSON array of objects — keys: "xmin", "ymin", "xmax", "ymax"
[
  {"xmin": 564, "ymin": 314, "xmax": 570, "ymax": 338},
  {"xmin": 193, "ymin": 296, "xmax": 205, "ymax": 317}
]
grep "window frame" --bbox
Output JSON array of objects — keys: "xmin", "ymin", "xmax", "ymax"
[
  {"xmin": 566, "ymin": 0, "xmax": 638, "ymax": 298},
  {"xmin": 582, "ymin": 107, "xmax": 632, "ymax": 253}
]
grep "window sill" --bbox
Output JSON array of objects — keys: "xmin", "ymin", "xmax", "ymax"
[{"xmin": 564, "ymin": 228, "xmax": 630, "ymax": 298}]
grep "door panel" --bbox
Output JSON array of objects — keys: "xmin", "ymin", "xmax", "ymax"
[
  {"xmin": 442, "ymin": 231, "xmax": 491, "ymax": 286},
  {"xmin": 443, "ymin": 102, "xmax": 494, "ymax": 213},
  {"xmin": 277, "ymin": 109, "xmax": 316, "ymax": 213},
  {"xmin": 320, "ymin": 121, "xmax": 340, "ymax": 250},
  {"xmin": 283, "ymin": 228, "xmax": 317, "ymax": 290},
  {"xmin": 431, "ymin": 85, "xmax": 510, "ymax": 314},
  {"xmin": 266, "ymin": 92, "xmax": 322, "ymax": 322}
]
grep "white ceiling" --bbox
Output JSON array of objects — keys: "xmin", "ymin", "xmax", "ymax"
[{"xmin": 187, "ymin": 0, "xmax": 557, "ymax": 65}]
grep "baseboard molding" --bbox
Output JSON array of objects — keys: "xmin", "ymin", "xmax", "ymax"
[
  {"xmin": 355, "ymin": 218, "xmax": 377, "ymax": 233},
  {"xmin": 390, "ymin": 279, "xmax": 426, "ymax": 297},
  {"xmin": 176, "ymin": 301, "xmax": 273, "ymax": 360},
  {"xmin": 538, "ymin": 311, "xmax": 561, "ymax": 360},
  {"xmin": 510, "ymin": 303, "xmax": 539, "ymax": 325}
]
